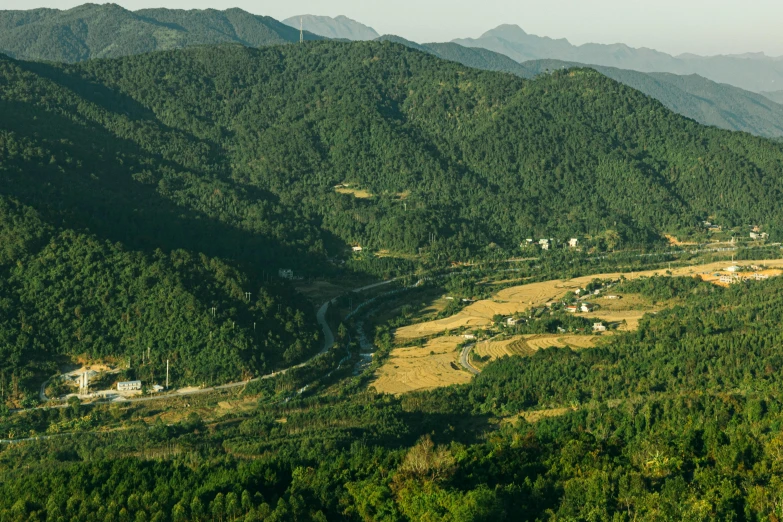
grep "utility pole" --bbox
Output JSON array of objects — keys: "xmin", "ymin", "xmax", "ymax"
[
  {"xmin": 300, "ymin": 17, "xmax": 304, "ymax": 44},
  {"xmin": 166, "ymin": 359, "xmax": 169, "ymax": 389}
]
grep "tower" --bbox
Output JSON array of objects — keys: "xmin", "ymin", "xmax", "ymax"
[{"xmin": 300, "ymin": 17, "xmax": 303, "ymax": 44}]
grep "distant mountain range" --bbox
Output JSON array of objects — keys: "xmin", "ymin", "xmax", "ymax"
[
  {"xmin": 453, "ymin": 25, "xmax": 783, "ymax": 94},
  {"xmin": 0, "ymin": 3, "xmax": 322, "ymax": 62},
  {"xmin": 2, "ymin": 5, "xmax": 783, "ymax": 138},
  {"xmin": 283, "ymin": 14, "xmax": 379, "ymax": 41},
  {"xmin": 377, "ymin": 36, "xmax": 783, "ymax": 139}
]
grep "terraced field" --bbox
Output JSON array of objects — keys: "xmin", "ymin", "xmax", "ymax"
[
  {"xmin": 370, "ymin": 336, "xmax": 470, "ymax": 395},
  {"xmin": 473, "ymin": 334, "xmax": 600, "ymax": 369}
]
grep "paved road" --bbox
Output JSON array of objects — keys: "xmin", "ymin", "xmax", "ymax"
[{"xmin": 459, "ymin": 344, "xmax": 480, "ymax": 375}]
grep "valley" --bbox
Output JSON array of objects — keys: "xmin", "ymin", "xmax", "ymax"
[{"xmin": 3, "ymin": 15, "xmax": 783, "ymax": 519}]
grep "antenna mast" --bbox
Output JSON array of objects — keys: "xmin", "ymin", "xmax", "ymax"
[{"xmin": 300, "ymin": 17, "xmax": 304, "ymax": 44}]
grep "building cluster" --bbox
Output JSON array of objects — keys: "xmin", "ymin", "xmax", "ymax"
[{"xmin": 522, "ymin": 238, "xmax": 580, "ymax": 251}]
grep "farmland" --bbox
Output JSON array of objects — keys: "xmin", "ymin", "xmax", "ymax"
[
  {"xmin": 395, "ymin": 259, "xmax": 783, "ymax": 339},
  {"xmin": 369, "ymin": 336, "xmax": 470, "ymax": 395}
]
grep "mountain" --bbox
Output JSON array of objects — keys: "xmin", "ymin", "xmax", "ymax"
[
  {"xmin": 376, "ymin": 35, "xmax": 532, "ymax": 76},
  {"xmin": 4, "ymin": 40, "xmax": 783, "ymax": 394},
  {"xmin": 0, "ymin": 4, "xmax": 322, "ymax": 62},
  {"xmin": 454, "ymin": 24, "xmax": 783, "ymax": 93},
  {"xmin": 523, "ymin": 59, "xmax": 783, "ymax": 139},
  {"xmin": 378, "ymin": 38, "xmax": 783, "ymax": 139},
  {"xmin": 422, "ymin": 41, "xmax": 534, "ymax": 77},
  {"xmin": 4, "ymin": 41, "xmax": 783, "ymax": 252},
  {"xmin": 283, "ymin": 14, "xmax": 379, "ymax": 41},
  {"xmin": 763, "ymin": 90, "xmax": 783, "ymax": 104}
]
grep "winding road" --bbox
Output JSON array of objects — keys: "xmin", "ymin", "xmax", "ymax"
[{"xmin": 459, "ymin": 344, "xmax": 480, "ymax": 375}]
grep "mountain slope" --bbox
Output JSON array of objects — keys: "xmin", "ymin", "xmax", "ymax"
[
  {"xmin": 11, "ymin": 41, "xmax": 783, "ymax": 246},
  {"xmin": 523, "ymin": 59, "xmax": 783, "ymax": 138},
  {"xmin": 4, "ymin": 40, "xmax": 783, "ymax": 397},
  {"xmin": 379, "ymin": 39, "xmax": 783, "ymax": 139},
  {"xmin": 0, "ymin": 50, "xmax": 325, "ymax": 397},
  {"xmin": 454, "ymin": 24, "xmax": 783, "ymax": 93},
  {"xmin": 0, "ymin": 4, "xmax": 322, "ymax": 62},
  {"xmin": 283, "ymin": 14, "xmax": 379, "ymax": 41},
  {"xmin": 763, "ymin": 90, "xmax": 783, "ymax": 104}
]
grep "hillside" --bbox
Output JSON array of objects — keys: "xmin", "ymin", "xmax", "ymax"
[
  {"xmin": 283, "ymin": 14, "xmax": 379, "ymax": 41},
  {"xmin": 524, "ymin": 59, "xmax": 783, "ymax": 138},
  {"xmin": 454, "ymin": 24, "xmax": 783, "ymax": 93},
  {"xmin": 4, "ymin": 40, "xmax": 783, "ymax": 397},
  {"xmin": 0, "ymin": 50, "xmax": 325, "ymax": 400},
  {"xmin": 0, "ymin": 4, "xmax": 322, "ymax": 62},
  {"xmin": 5, "ymin": 41, "xmax": 783, "ymax": 254},
  {"xmin": 377, "ymin": 38, "xmax": 783, "ymax": 139}
]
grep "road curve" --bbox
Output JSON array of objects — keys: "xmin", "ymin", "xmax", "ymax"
[{"xmin": 459, "ymin": 344, "xmax": 480, "ymax": 375}]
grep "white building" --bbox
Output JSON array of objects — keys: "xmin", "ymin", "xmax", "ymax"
[
  {"xmin": 568, "ymin": 238, "xmax": 579, "ymax": 248},
  {"xmin": 724, "ymin": 266, "xmax": 740, "ymax": 273},
  {"xmin": 352, "ymin": 246, "xmax": 363, "ymax": 252},
  {"xmin": 278, "ymin": 269, "xmax": 294, "ymax": 280},
  {"xmin": 593, "ymin": 323, "xmax": 607, "ymax": 333},
  {"xmin": 117, "ymin": 381, "xmax": 142, "ymax": 392},
  {"xmin": 462, "ymin": 334, "xmax": 476, "ymax": 340},
  {"xmin": 580, "ymin": 303, "xmax": 594, "ymax": 313}
]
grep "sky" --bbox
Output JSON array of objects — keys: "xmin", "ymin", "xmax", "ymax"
[{"xmin": 4, "ymin": 0, "xmax": 783, "ymax": 57}]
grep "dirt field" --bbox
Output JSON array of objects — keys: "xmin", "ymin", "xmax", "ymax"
[
  {"xmin": 370, "ymin": 336, "xmax": 470, "ymax": 395},
  {"xmin": 395, "ymin": 259, "xmax": 783, "ymax": 339},
  {"xmin": 335, "ymin": 185, "xmax": 373, "ymax": 199}
]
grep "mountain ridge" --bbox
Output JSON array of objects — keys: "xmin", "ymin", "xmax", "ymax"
[
  {"xmin": 454, "ymin": 24, "xmax": 783, "ymax": 93},
  {"xmin": 283, "ymin": 14, "xmax": 379, "ymax": 41},
  {"xmin": 0, "ymin": 4, "xmax": 323, "ymax": 62}
]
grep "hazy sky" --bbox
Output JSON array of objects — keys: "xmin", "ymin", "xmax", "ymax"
[{"xmin": 5, "ymin": 0, "xmax": 783, "ymax": 57}]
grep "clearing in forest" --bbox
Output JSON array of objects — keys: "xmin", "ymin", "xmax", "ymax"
[
  {"xmin": 334, "ymin": 185, "xmax": 373, "ymax": 199},
  {"xmin": 370, "ymin": 336, "xmax": 470, "ymax": 395},
  {"xmin": 395, "ymin": 258, "xmax": 783, "ymax": 339}
]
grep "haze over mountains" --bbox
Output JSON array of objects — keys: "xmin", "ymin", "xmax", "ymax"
[
  {"xmin": 454, "ymin": 24, "xmax": 783, "ymax": 94},
  {"xmin": 283, "ymin": 14, "xmax": 379, "ymax": 41}
]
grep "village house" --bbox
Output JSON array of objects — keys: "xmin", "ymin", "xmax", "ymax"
[
  {"xmin": 565, "ymin": 305, "xmax": 578, "ymax": 313},
  {"xmin": 593, "ymin": 323, "xmax": 607, "ymax": 333},
  {"xmin": 580, "ymin": 303, "xmax": 595, "ymax": 313},
  {"xmin": 568, "ymin": 238, "xmax": 579, "ymax": 248},
  {"xmin": 117, "ymin": 381, "xmax": 142, "ymax": 392},
  {"xmin": 352, "ymin": 245, "xmax": 363, "ymax": 252},
  {"xmin": 278, "ymin": 269, "xmax": 294, "ymax": 280}
]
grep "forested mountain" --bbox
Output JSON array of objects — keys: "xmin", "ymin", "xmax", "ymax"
[
  {"xmin": 4, "ymin": 4, "xmax": 782, "ymax": 139},
  {"xmin": 4, "ymin": 39, "xmax": 783, "ymax": 396},
  {"xmin": 0, "ymin": 50, "xmax": 326, "ymax": 397},
  {"xmin": 5, "ymin": 41, "xmax": 783, "ymax": 255},
  {"xmin": 0, "ymin": 4, "xmax": 322, "ymax": 62},
  {"xmin": 454, "ymin": 24, "xmax": 783, "ymax": 93},
  {"xmin": 377, "ymin": 36, "xmax": 783, "ymax": 139},
  {"xmin": 283, "ymin": 14, "xmax": 379, "ymax": 41},
  {"xmin": 524, "ymin": 59, "xmax": 783, "ymax": 138}
]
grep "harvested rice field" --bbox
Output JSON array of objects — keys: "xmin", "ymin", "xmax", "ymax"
[{"xmin": 370, "ymin": 336, "xmax": 470, "ymax": 395}]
